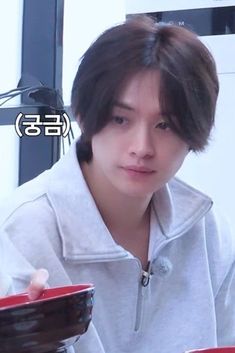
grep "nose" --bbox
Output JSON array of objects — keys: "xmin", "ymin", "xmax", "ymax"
[{"xmin": 128, "ymin": 126, "xmax": 155, "ymax": 159}]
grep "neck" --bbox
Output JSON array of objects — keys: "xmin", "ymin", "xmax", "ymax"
[{"xmin": 81, "ymin": 161, "xmax": 152, "ymax": 234}]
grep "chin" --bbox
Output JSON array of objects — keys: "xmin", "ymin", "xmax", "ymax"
[{"xmin": 117, "ymin": 184, "xmax": 155, "ymax": 199}]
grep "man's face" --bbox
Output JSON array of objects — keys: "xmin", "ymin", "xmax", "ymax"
[{"xmin": 88, "ymin": 70, "xmax": 189, "ymax": 199}]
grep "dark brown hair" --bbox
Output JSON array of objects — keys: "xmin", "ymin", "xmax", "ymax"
[{"xmin": 71, "ymin": 15, "xmax": 219, "ymax": 161}]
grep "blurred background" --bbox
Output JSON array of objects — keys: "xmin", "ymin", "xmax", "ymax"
[{"xmin": 0, "ymin": 0, "xmax": 235, "ymax": 234}]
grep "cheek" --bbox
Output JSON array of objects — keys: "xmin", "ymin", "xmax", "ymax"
[
  {"xmin": 91, "ymin": 134, "xmax": 118, "ymax": 163},
  {"xmin": 160, "ymin": 140, "xmax": 189, "ymax": 170}
]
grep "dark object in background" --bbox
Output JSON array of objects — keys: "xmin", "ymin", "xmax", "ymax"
[{"xmin": 131, "ymin": 6, "xmax": 235, "ymax": 36}]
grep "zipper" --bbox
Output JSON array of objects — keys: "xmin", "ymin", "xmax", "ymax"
[
  {"xmin": 66, "ymin": 253, "xmax": 151, "ymax": 332},
  {"xmin": 134, "ymin": 237, "xmax": 172, "ymax": 332},
  {"xmin": 133, "ymin": 236, "xmax": 171, "ymax": 332},
  {"xmin": 141, "ymin": 261, "xmax": 152, "ymax": 287},
  {"xmin": 134, "ymin": 260, "xmax": 152, "ymax": 332}
]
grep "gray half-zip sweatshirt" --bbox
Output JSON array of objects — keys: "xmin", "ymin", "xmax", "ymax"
[{"xmin": 0, "ymin": 141, "xmax": 235, "ymax": 353}]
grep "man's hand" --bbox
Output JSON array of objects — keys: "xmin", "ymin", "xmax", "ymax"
[{"xmin": 26, "ymin": 268, "xmax": 49, "ymax": 300}]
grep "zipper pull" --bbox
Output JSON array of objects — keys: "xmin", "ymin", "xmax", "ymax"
[{"xmin": 141, "ymin": 261, "xmax": 152, "ymax": 287}]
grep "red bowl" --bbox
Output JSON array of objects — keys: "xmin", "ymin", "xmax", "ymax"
[
  {"xmin": 186, "ymin": 347, "xmax": 235, "ymax": 353},
  {"xmin": 0, "ymin": 284, "xmax": 95, "ymax": 353}
]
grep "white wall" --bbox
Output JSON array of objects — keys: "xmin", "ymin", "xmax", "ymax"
[
  {"xmin": 0, "ymin": 1, "xmax": 23, "ymax": 201},
  {"xmin": 62, "ymin": 0, "xmax": 126, "ymax": 107},
  {"xmin": 0, "ymin": 126, "xmax": 19, "ymax": 200},
  {"xmin": 0, "ymin": 0, "xmax": 23, "ymax": 103}
]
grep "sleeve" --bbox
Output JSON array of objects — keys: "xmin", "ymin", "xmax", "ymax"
[
  {"xmin": 0, "ymin": 230, "xmax": 107, "ymax": 353},
  {"xmin": 0, "ymin": 229, "xmax": 37, "ymax": 296},
  {"xmin": 205, "ymin": 207, "xmax": 235, "ymax": 346},
  {"xmin": 0, "ymin": 221, "xmax": 107, "ymax": 353},
  {"xmin": 215, "ymin": 260, "xmax": 235, "ymax": 346}
]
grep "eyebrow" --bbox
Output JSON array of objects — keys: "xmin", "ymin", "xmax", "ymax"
[
  {"xmin": 113, "ymin": 100, "xmax": 171, "ymax": 118},
  {"xmin": 113, "ymin": 101, "xmax": 135, "ymax": 111}
]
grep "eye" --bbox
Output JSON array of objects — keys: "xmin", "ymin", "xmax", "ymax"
[
  {"xmin": 155, "ymin": 121, "xmax": 171, "ymax": 130},
  {"xmin": 112, "ymin": 116, "xmax": 127, "ymax": 125}
]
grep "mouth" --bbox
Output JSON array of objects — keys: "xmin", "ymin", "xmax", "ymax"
[{"xmin": 121, "ymin": 166, "xmax": 155, "ymax": 175}]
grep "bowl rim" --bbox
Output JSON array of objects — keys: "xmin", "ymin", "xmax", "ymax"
[
  {"xmin": 185, "ymin": 347, "xmax": 235, "ymax": 353},
  {"xmin": 0, "ymin": 283, "xmax": 95, "ymax": 311}
]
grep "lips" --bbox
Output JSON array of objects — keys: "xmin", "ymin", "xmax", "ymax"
[{"xmin": 121, "ymin": 165, "xmax": 155, "ymax": 173}]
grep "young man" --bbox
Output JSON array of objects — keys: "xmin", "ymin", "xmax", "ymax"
[{"xmin": 0, "ymin": 15, "xmax": 234, "ymax": 353}]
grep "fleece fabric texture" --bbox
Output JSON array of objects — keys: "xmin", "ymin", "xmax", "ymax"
[{"xmin": 0, "ymin": 141, "xmax": 235, "ymax": 353}]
